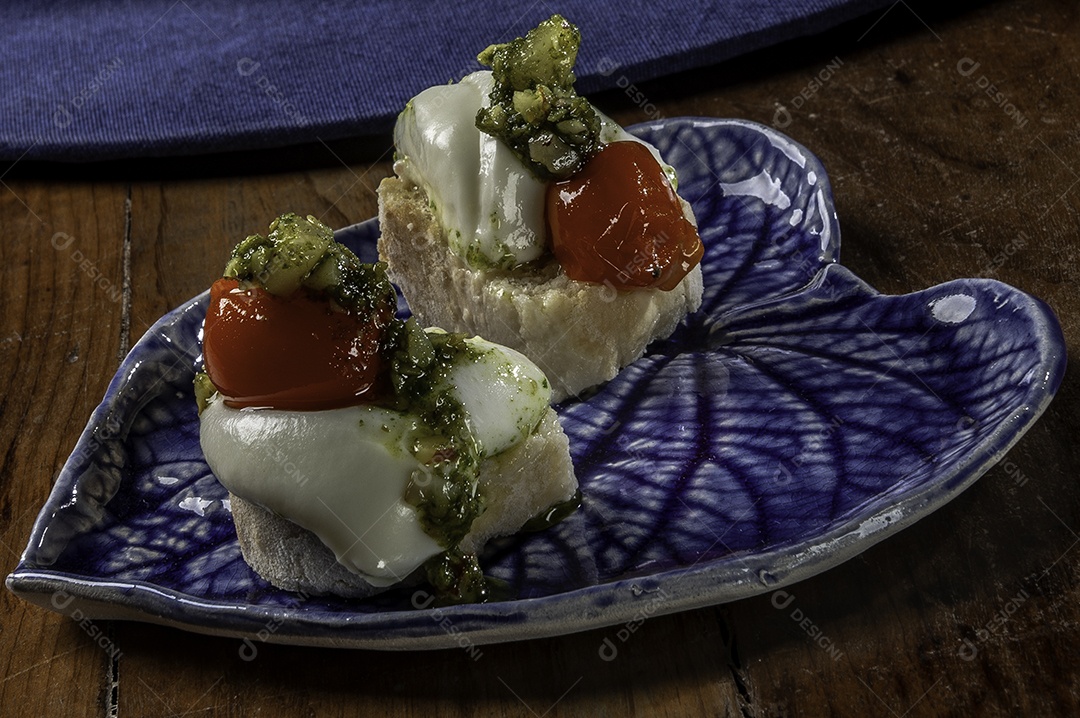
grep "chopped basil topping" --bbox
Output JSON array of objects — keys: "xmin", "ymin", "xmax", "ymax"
[
  {"xmin": 223, "ymin": 213, "xmax": 396, "ymax": 316},
  {"xmin": 475, "ymin": 15, "xmax": 601, "ymax": 180},
  {"xmin": 194, "ymin": 371, "xmax": 215, "ymax": 415}
]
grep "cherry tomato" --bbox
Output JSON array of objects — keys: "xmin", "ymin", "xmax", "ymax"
[
  {"xmin": 546, "ymin": 141, "xmax": 703, "ymax": 291},
  {"xmin": 203, "ymin": 279, "xmax": 389, "ymax": 410}
]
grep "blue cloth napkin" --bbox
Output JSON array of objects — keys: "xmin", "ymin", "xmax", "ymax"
[{"xmin": 4, "ymin": 0, "xmax": 891, "ymax": 161}]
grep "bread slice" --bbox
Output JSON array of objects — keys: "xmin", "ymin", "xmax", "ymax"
[
  {"xmin": 377, "ymin": 176, "xmax": 703, "ymax": 403},
  {"xmin": 229, "ymin": 408, "xmax": 576, "ymax": 597},
  {"xmin": 460, "ymin": 409, "xmax": 575, "ymax": 553},
  {"xmin": 230, "ymin": 493, "xmax": 392, "ymax": 599}
]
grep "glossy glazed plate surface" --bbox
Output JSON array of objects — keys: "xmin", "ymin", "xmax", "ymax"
[{"xmin": 7, "ymin": 118, "xmax": 1065, "ymax": 649}]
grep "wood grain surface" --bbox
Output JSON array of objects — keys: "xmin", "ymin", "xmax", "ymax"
[{"xmin": 3, "ymin": 1, "xmax": 1078, "ymax": 715}]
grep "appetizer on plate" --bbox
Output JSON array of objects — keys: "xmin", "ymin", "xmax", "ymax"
[
  {"xmin": 378, "ymin": 15, "xmax": 704, "ymax": 402},
  {"xmin": 196, "ymin": 213, "xmax": 577, "ymax": 602}
]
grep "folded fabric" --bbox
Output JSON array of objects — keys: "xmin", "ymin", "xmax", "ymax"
[{"xmin": 3, "ymin": 0, "xmax": 892, "ymax": 161}]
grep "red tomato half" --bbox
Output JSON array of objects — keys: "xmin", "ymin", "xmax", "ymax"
[
  {"xmin": 203, "ymin": 278, "xmax": 389, "ymax": 411},
  {"xmin": 547, "ymin": 141, "xmax": 703, "ymax": 291}
]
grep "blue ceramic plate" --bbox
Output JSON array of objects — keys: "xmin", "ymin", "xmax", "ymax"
[{"xmin": 7, "ymin": 119, "xmax": 1066, "ymax": 649}]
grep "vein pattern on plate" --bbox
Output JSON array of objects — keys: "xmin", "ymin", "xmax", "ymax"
[
  {"xmin": 635, "ymin": 118, "xmax": 839, "ymax": 319},
  {"xmin": 558, "ymin": 265, "xmax": 1062, "ymax": 580}
]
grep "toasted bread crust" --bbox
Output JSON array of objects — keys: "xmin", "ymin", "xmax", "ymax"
[{"xmin": 230, "ymin": 492, "xmax": 395, "ymax": 598}]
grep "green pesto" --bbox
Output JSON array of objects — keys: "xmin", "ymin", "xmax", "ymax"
[
  {"xmin": 520, "ymin": 489, "xmax": 583, "ymax": 532},
  {"xmin": 475, "ymin": 14, "xmax": 601, "ymax": 180},
  {"xmin": 464, "ymin": 238, "xmax": 516, "ymax": 271},
  {"xmin": 385, "ymin": 323, "xmax": 488, "ymax": 549},
  {"xmin": 424, "ymin": 549, "xmax": 489, "ymax": 604}
]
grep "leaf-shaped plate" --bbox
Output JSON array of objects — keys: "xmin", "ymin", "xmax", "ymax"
[{"xmin": 6, "ymin": 119, "xmax": 1065, "ymax": 649}]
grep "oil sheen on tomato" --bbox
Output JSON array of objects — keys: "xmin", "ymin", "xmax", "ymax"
[
  {"xmin": 546, "ymin": 141, "xmax": 703, "ymax": 291},
  {"xmin": 203, "ymin": 279, "xmax": 387, "ymax": 410}
]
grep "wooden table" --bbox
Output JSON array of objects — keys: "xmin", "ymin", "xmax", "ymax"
[{"xmin": 3, "ymin": 1, "xmax": 1077, "ymax": 714}]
